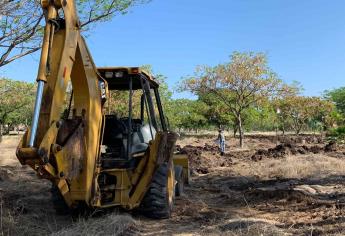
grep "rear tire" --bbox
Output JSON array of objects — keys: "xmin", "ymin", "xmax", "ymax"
[{"xmin": 140, "ymin": 162, "xmax": 175, "ymax": 219}]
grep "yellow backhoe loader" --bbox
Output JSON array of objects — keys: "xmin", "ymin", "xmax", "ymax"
[{"xmin": 16, "ymin": 0, "xmax": 188, "ymax": 219}]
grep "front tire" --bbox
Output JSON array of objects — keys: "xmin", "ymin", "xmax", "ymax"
[{"xmin": 140, "ymin": 162, "xmax": 175, "ymax": 219}]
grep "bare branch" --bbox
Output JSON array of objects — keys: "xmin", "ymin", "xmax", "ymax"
[
  {"xmin": 0, "ymin": 0, "xmax": 150, "ymax": 67},
  {"xmin": 1, "ymin": 46, "xmax": 40, "ymax": 66}
]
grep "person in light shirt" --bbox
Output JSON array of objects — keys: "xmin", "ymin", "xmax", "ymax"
[{"xmin": 217, "ymin": 129, "xmax": 226, "ymax": 156}]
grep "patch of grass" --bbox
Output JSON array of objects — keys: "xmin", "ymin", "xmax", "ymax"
[
  {"xmin": 202, "ymin": 218, "xmax": 290, "ymax": 236},
  {"xmin": 52, "ymin": 213, "xmax": 139, "ymax": 236},
  {"xmin": 241, "ymin": 154, "xmax": 345, "ymax": 180}
]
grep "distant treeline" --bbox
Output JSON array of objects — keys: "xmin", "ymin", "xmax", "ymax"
[{"xmin": 1, "ymin": 54, "xmax": 345, "ymax": 146}]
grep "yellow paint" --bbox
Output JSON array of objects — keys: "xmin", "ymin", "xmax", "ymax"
[{"xmin": 16, "ymin": 0, "xmax": 188, "ymax": 214}]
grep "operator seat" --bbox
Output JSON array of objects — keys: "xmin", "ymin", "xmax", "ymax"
[
  {"xmin": 102, "ymin": 116, "xmax": 156, "ymax": 158},
  {"xmin": 131, "ymin": 124, "xmax": 156, "ymax": 155},
  {"xmin": 101, "ymin": 116, "xmax": 157, "ymax": 168},
  {"xmin": 102, "ymin": 115, "xmax": 127, "ymax": 159}
]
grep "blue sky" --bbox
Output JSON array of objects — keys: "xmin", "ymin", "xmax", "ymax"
[{"xmin": 1, "ymin": 0, "xmax": 345, "ymax": 98}]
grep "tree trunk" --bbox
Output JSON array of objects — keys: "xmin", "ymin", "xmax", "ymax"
[
  {"xmin": 296, "ymin": 127, "xmax": 301, "ymax": 135},
  {"xmin": 233, "ymin": 122, "xmax": 238, "ymax": 138},
  {"xmin": 0, "ymin": 123, "xmax": 2, "ymax": 143},
  {"xmin": 237, "ymin": 114, "xmax": 244, "ymax": 148}
]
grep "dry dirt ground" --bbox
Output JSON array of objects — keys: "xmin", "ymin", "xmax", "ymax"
[{"xmin": 1, "ymin": 134, "xmax": 345, "ymax": 235}]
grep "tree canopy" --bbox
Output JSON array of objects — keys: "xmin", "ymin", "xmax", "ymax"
[
  {"xmin": 274, "ymin": 96, "xmax": 334, "ymax": 134},
  {"xmin": 0, "ymin": 55, "xmax": 343, "ymax": 145},
  {"xmin": 0, "ymin": 78, "xmax": 35, "ymax": 140},
  {"xmin": 181, "ymin": 52, "xmax": 283, "ymax": 147},
  {"xmin": 325, "ymin": 87, "xmax": 345, "ymax": 115},
  {"xmin": 0, "ymin": 0, "xmax": 150, "ymax": 67}
]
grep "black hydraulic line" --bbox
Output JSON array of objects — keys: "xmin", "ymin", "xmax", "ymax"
[
  {"xmin": 154, "ymin": 88, "xmax": 167, "ymax": 131},
  {"xmin": 127, "ymin": 77, "xmax": 133, "ymax": 159},
  {"xmin": 140, "ymin": 94, "xmax": 145, "ymax": 122},
  {"xmin": 143, "ymin": 80, "xmax": 158, "ymax": 130},
  {"xmin": 166, "ymin": 116, "xmax": 171, "ymax": 130},
  {"xmin": 139, "ymin": 75, "xmax": 154, "ymax": 139}
]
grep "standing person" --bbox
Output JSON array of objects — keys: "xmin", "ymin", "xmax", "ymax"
[{"xmin": 217, "ymin": 129, "xmax": 226, "ymax": 156}]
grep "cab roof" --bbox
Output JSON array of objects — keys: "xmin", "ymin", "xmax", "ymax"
[{"xmin": 97, "ymin": 67, "xmax": 159, "ymax": 90}]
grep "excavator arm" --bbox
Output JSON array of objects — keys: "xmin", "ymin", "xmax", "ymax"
[
  {"xmin": 17, "ymin": 0, "xmax": 106, "ymax": 207},
  {"xmin": 16, "ymin": 0, "xmax": 188, "ymax": 216}
]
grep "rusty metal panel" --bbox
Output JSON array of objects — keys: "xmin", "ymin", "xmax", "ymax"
[{"xmin": 56, "ymin": 124, "xmax": 86, "ymax": 181}]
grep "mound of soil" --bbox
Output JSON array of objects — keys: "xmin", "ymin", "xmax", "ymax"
[
  {"xmin": 278, "ymin": 135, "xmax": 323, "ymax": 144},
  {"xmin": 244, "ymin": 134, "xmax": 323, "ymax": 145},
  {"xmin": 251, "ymin": 142, "xmax": 340, "ymax": 161},
  {"xmin": 325, "ymin": 141, "xmax": 338, "ymax": 152},
  {"xmin": 176, "ymin": 144, "xmax": 232, "ymax": 174},
  {"xmin": 252, "ymin": 144, "xmax": 303, "ymax": 161}
]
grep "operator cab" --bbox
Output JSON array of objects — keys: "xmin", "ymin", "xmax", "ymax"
[{"xmin": 98, "ymin": 67, "xmax": 167, "ymax": 169}]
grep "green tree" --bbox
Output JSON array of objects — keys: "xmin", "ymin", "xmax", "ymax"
[
  {"xmin": 325, "ymin": 87, "xmax": 345, "ymax": 116},
  {"xmin": 244, "ymin": 103, "xmax": 277, "ymax": 132},
  {"xmin": 140, "ymin": 65, "xmax": 173, "ymax": 104},
  {"xmin": 271, "ymin": 81, "xmax": 303, "ymax": 134},
  {"xmin": 0, "ymin": 78, "xmax": 35, "ymax": 141},
  {"xmin": 325, "ymin": 110, "xmax": 344, "ymax": 128},
  {"xmin": 0, "ymin": 0, "xmax": 150, "ymax": 67},
  {"xmin": 275, "ymin": 96, "xmax": 334, "ymax": 134},
  {"xmin": 181, "ymin": 52, "xmax": 282, "ymax": 148},
  {"xmin": 198, "ymin": 92, "xmax": 233, "ymax": 129},
  {"xmin": 167, "ymin": 99, "xmax": 208, "ymax": 132}
]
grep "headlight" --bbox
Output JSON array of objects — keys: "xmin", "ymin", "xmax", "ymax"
[
  {"xmin": 115, "ymin": 71, "xmax": 124, "ymax": 78},
  {"xmin": 105, "ymin": 71, "xmax": 113, "ymax": 78}
]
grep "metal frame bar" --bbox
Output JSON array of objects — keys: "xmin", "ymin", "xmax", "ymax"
[
  {"xmin": 127, "ymin": 76, "xmax": 133, "ymax": 159},
  {"xmin": 154, "ymin": 88, "xmax": 167, "ymax": 131},
  {"xmin": 142, "ymin": 78, "xmax": 158, "ymax": 130},
  {"xmin": 140, "ymin": 94, "xmax": 145, "ymax": 122},
  {"xmin": 139, "ymin": 75, "xmax": 154, "ymax": 139}
]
